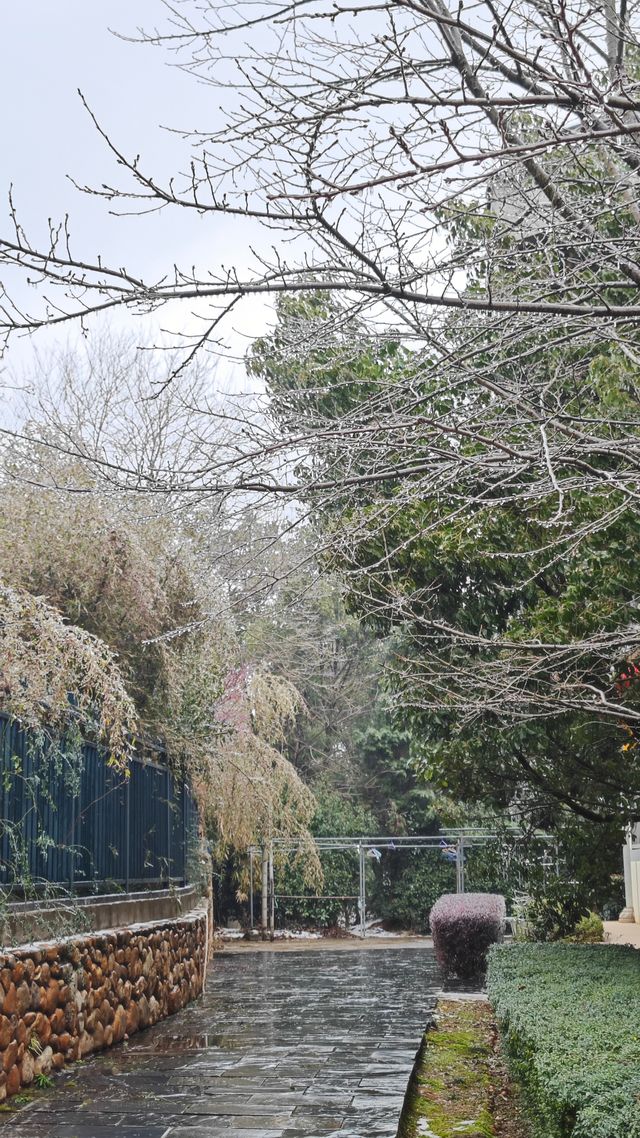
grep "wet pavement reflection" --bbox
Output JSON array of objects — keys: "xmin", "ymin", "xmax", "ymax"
[{"xmin": 0, "ymin": 946, "xmax": 439, "ymax": 1138}]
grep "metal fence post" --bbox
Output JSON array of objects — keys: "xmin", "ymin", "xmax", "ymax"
[
  {"xmin": 182, "ymin": 780, "xmax": 188, "ymax": 886},
  {"xmin": 166, "ymin": 766, "xmax": 172, "ymax": 884},
  {"xmin": 70, "ymin": 788, "xmax": 76, "ymax": 893},
  {"xmin": 268, "ymin": 842, "xmax": 275, "ymax": 940},
  {"xmin": 261, "ymin": 846, "xmax": 269, "ymax": 939},
  {"xmin": 125, "ymin": 775, "xmax": 131, "ymax": 894},
  {"xmin": 455, "ymin": 836, "xmax": 466, "ymax": 893},
  {"xmin": 359, "ymin": 842, "xmax": 366, "ymax": 938}
]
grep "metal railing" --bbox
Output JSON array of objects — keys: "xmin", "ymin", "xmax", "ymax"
[{"xmin": 0, "ymin": 715, "xmax": 199, "ymax": 894}]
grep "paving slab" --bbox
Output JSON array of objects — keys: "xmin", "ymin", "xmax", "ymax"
[
  {"xmin": 0, "ymin": 946, "xmax": 439, "ymax": 1138},
  {"xmin": 604, "ymin": 919, "xmax": 640, "ymax": 947}
]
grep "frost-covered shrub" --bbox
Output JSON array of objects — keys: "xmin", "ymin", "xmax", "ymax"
[{"xmin": 430, "ymin": 892, "xmax": 506, "ymax": 979}]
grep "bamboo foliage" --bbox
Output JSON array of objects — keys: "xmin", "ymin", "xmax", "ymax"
[
  {"xmin": 209, "ymin": 666, "xmax": 321, "ymax": 884},
  {"xmin": 0, "ymin": 582, "xmax": 137, "ymax": 770}
]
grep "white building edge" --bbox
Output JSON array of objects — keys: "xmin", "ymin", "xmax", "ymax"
[{"xmin": 621, "ymin": 825, "xmax": 640, "ymax": 922}]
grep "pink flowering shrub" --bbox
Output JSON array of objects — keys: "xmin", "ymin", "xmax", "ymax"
[{"xmin": 430, "ymin": 892, "xmax": 506, "ymax": 979}]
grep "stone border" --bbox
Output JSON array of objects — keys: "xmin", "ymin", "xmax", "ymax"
[{"xmin": 0, "ymin": 909, "xmax": 207, "ymax": 1102}]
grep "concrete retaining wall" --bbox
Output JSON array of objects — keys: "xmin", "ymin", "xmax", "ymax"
[
  {"xmin": 3, "ymin": 886, "xmax": 199, "ymax": 946},
  {"xmin": 0, "ymin": 909, "xmax": 207, "ymax": 1102}
]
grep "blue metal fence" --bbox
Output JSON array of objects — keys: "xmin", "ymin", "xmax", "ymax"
[{"xmin": 0, "ymin": 715, "xmax": 199, "ymax": 894}]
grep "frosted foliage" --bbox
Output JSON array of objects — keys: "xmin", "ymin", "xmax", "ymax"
[
  {"xmin": 207, "ymin": 668, "xmax": 321, "ymax": 885},
  {"xmin": 248, "ymin": 671, "xmax": 305, "ymax": 746},
  {"xmin": 0, "ymin": 483, "xmax": 228, "ymax": 726},
  {"xmin": 430, "ymin": 893, "xmax": 507, "ymax": 978},
  {"xmin": 0, "ymin": 583, "xmax": 136, "ymax": 769},
  {"xmin": 0, "ymin": 349, "xmax": 320, "ymax": 865}
]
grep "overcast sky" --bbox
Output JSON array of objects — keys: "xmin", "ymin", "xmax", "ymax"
[{"xmin": 1, "ymin": 2, "xmax": 271, "ymax": 393}]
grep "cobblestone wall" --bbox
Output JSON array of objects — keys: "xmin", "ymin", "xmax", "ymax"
[{"xmin": 0, "ymin": 910, "xmax": 207, "ymax": 1101}]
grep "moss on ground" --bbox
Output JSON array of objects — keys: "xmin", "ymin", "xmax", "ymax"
[{"xmin": 398, "ymin": 999, "xmax": 527, "ymax": 1138}]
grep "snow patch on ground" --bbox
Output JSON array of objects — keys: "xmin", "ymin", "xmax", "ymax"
[
  {"xmin": 217, "ymin": 926, "xmax": 324, "ymax": 941},
  {"xmin": 217, "ymin": 919, "xmax": 420, "ymax": 941},
  {"xmin": 362, "ymin": 919, "xmax": 415, "ymax": 938}
]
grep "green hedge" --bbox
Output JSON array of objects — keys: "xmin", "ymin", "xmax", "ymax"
[{"xmin": 487, "ymin": 943, "xmax": 640, "ymax": 1138}]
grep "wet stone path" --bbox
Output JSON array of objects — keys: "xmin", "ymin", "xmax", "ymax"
[{"xmin": 0, "ymin": 945, "xmax": 439, "ymax": 1138}]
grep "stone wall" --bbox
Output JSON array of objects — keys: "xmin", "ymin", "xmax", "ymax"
[{"xmin": 0, "ymin": 909, "xmax": 207, "ymax": 1102}]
